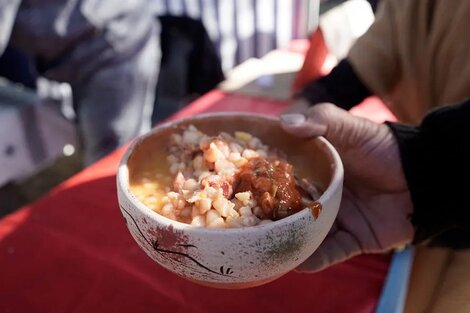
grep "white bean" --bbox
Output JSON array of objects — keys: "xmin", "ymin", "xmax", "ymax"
[
  {"xmin": 203, "ymin": 186, "xmax": 218, "ymax": 199},
  {"xmin": 169, "ymin": 163, "xmax": 179, "ymax": 175},
  {"xmin": 215, "ymin": 141, "xmax": 230, "ymax": 157},
  {"xmin": 233, "ymin": 157, "xmax": 248, "ymax": 167},
  {"xmin": 204, "ymin": 143, "xmax": 225, "ymax": 163},
  {"xmin": 192, "ymin": 155, "xmax": 204, "ymax": 170},
  {"xmin": 144, "ymin": 195, "xmax": 157, "ymax": 206},
  {"xmin": 213, "ymin": 197, "xmax": 235, "ymax": 217},
  {"xmin": 239, "ymin": 206, "xmax": 253, "ymax": 216},
  {"xmin": 256, "ymin": 149, "xmax": 268, "ymax": 158},
  {"xmin": 226, "ymin": 206, "xmax": 240, "ymax": 218},
  {"xmin": 191, "ymin": 215, "xmax": 206, "ymax": 227},
  {"xmin": 198, "ymin": 171, "xmax": 211, "ymax": 181},
  {"xmin": 183, "ymin": 129, "xmax": 200, "ymax": 145},
  {"xmin": 214, "ymin": 159, "xmax": 235, "ymax": 173},
  {"xmin": 228, "ymin": 152, "xmax": 241, "ymax": 163},
  {"xmin": 205, "ymin": 209, "xmax": 221, "ymax": 224},
  {"xmin": 241, "ymin": 215, "xmax": 260, "ymax": 227},
  {"xmin": 167, "ymin": 192, "xmax": 179, "ymax": 206},
  {"xmin": 176, "ymin": 198, "xmax": 186, "ymax": 211},
  {"xmin": 183, "ymin": 178, "xmax": 198, "ymax": 191},
  {"xmin": 206, "ymin": 210, "xmax": 225, "ymax": 228},
  {"xmin": 219, "ymin": 132, "xmax": 233, "ymax": 141},
  {"xmin": 179, "ymin": 207, "xmax": 191, "ymax": 218},
  {"xmin": 196, "ymin": 198, "xmax": 212, "ymax": 214},
  {"xmin": 208, "ymin": 217, "xmax": 225, "ymax": 228},
  {"xmin": 226, "ymin": 216, "xmax": 243, "ymax": 228},
  {"xmin": 191, "ymin": 205, "xmax": 199, "ymax": 218},
  {"xmin": 248, "ymin": 137, "xmax": 262, "ymax": 149},
  {"xmin": 171, "ymin": 134, "xmax": 182, "ymax": 144},
  {"xmin": 229, "ymin": 143, "xmax": 244, "ymax": 154},
  {"xmin": 235, "ymin": 191, "xmax": 252, "ymax": 205},
  {"xmin": 242, "ymin": 149, "xmax": 259, "ymax": 159},
  {"xmin": 161, "ymin": 203, "xmax": 176, "ymax": 219}
]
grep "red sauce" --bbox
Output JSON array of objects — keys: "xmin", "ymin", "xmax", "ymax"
[{"xmin": 234, "ymin": 157, "xmax": 303, "ymax": 220}]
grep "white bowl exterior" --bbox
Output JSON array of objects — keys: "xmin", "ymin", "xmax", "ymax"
[
  {"xmin": 117, "ymin": 114, "xmax": 343, "ymax": 285},
  {"xmin": 117, "ymin": 176, "xmax": 342, "ymax": 284}
]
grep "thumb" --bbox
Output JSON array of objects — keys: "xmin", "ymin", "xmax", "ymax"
[
  {"xmin": 280, "ymin": 103, "xmax": 378, "ymax": 150},
  {"xmin": 280, "ymin": 103, "xmax": 344, "ymax": 139},
  {"xmin": 280, "ymin": 109, "xmax": 328, "ymax": 138}
]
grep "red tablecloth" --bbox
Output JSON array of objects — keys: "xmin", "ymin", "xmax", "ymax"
[{"xmin": 0, "ymin": 91, "xmax": 395, "ymax": 313}]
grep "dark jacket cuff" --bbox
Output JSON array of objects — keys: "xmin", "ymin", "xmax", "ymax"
[
  {"xmin": 296, "ymin": 59, "xmax": 372, "ymax": 110},
  {"xmin": 386, "ymin": 100, "xmax": 470, "ymax": 248}
]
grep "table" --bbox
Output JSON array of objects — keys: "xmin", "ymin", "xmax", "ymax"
[{"xmin": 0, "ymin": 91, "xmax": 395, "ymax": 313}]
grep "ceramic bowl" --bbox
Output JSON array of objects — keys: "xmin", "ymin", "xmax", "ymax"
[{"xmin": 117, "ymin": 113, "xmax": 343, "ymax": 289}]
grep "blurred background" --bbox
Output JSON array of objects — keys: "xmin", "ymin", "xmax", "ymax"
[{"xmin": 0, "ymin": 0, "xmax": 375, "ymax": 217}]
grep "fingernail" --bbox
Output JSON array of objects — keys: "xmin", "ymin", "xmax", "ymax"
[{"xmin": 280, "ymin": 113, "xmax": 306, "ymax": 125}]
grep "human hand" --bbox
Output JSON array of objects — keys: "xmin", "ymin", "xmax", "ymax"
[{"xmin": 280, "ymin": 103, "xmax": 415, "ymax": 272}]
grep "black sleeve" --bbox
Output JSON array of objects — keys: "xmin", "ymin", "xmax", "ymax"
[
  {"xmin": 386, "ymin": 99, "xmax": 470, "ymax": 248},
  {"xmin": 295, "ymin": 59, "xmax": 372, "ymax": 110}
]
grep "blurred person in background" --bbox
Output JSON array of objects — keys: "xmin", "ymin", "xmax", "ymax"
[
  {"xmin": 151, "ymin": 0, "xmax": 313, "ymax": 73},
  {"xmin": 149, "ymin": 0, "xmax": 314, "ymax": 122},
  {"xmin": 0, "ymin": 0, "xmax": 159, "ymax": 164},
  {"xmin": 289, "ymin": 0, "xmax": 470, "ymax": 124}
]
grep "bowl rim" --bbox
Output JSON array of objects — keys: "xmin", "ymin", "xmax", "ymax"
[{"xmin": 117, "ymin": 112, "xmax": 344, "ymax": 234}]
